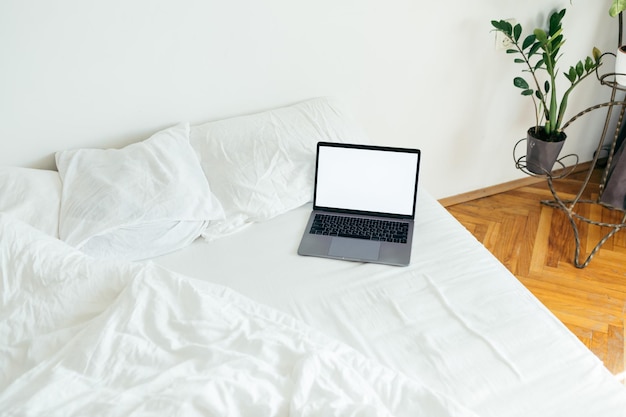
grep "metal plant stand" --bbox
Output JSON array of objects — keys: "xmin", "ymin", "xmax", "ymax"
[
  {"xmin": 511, "ymin": 13, "xmax": 626, "ymax": 268},
  {"xmin": 513, "ymin": 64, "xmax": 626, "ymax": 268}
]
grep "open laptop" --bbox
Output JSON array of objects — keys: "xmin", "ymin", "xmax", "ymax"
[{"xmin": 298, "ymin": 142, "xmax": 421, "ymax": 266}]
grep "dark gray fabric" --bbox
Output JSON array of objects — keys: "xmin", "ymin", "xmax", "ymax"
[{"xmin": 600, "ymin": 140, "xmax": 626, "ymax": 210}]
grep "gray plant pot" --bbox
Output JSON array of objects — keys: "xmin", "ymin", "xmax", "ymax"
[{"xmin": 525, "ymin": 128, "xmax": 566, "ymax": 175}]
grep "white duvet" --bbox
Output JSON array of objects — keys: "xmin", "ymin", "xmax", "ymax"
[{"xmin": 0, "ymin": 213, "xmax": 477, "ymax": 417}]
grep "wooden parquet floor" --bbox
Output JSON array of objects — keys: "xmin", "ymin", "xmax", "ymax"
[{"xmin": 445, "ymin": 168, "xmax": 626, "ymax": 381}]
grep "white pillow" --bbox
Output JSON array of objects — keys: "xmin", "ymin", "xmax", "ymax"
[
  {"xmin": 55, "ymin": 123, "xmax": 224, "ymax": 260},
  {"xmin": 0, "ymin": 167, "xmax": 62, "ymax": 237},
  {"xmin": 190, "ymin": 96, "xmax": 369, "ymax": 240}
]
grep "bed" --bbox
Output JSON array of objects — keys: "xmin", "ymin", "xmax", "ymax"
[{"xmin": 1, "ymin": 97, "xmax": 626, "ymax": 416}]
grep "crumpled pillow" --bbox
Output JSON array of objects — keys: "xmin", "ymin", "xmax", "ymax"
[
  {"xmin": 55, "ymin": 123, "xmax": 224, "ymax": 260},
  {"xmin": 190, "ymin": 97, "xmax": 369, "ymax": 240}
]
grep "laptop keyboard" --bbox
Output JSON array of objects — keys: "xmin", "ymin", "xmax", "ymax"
[{"xmin": 309, "ymin": 213, "xmax": 409, "ymax": 243}]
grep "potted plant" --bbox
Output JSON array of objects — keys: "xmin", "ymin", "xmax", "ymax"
[{"xmin": 491, "ymin": 9, "xmax": 603, "ymax": 174}]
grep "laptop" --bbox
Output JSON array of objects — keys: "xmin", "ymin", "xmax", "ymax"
[{"xmin": 297, "ymin": 142, "xmax": 421, "ymax": 266}]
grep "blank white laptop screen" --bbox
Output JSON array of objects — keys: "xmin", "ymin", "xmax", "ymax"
[{"xmin": 314, "ymin": 145, "xmax": 419, "ymax": 217}]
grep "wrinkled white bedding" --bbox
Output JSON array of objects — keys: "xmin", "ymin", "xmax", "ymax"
[
  {"xmin": 156, "ymin": 189, "xmax": 626, "ymax": 417},
  {"xmin": 0, "ymin": 213, "xmax": 477, "ymax": 417}
]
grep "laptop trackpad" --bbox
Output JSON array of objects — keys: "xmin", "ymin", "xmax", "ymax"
[{"xmin": 328, "ymin": 237, "xmax": 380, "ymax": 261}]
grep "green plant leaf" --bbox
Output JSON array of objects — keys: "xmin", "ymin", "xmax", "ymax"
[
  {"xmin": 593, "ymin": 47, "xmax": 602, "ymax": 62},
  {"xmin": 544, "ymin": 80, "xmax": 550, "ymax": 94},
  {"xmin": 534, "ymin": 28, "xmax": 548, "ymax": 43},
  {"xmin": 513, "ymin": 23, "xmax": 522, "ymax": 42},
  {"xmin": 492, "ymin": 19, "xmax": 513, "ymax": 35},
  {"xmin": 529, "ymin": 42, "xmax": 542, "ymax": 56},
  {"xmin": 534, "ymin": 59, "xmax": 544, "ymax": 70},
  {"xmin": 521, "ymin": 89, "xmax": 534, "ymax": 96},
  {"xmin": 514, "ymin": 77, "xmax": 529, "ymax": 89},
  {"xmin": 576, "ymin": 61, "xmax": 584, "ymax": 77},
  {"xmin": 609, "ymin": 0, "xmax": 626, "ymax": 17},
  {"xmin": 522, "ymin": 34, "xmax": 536, "ymax": 50},
  {"xmin": 550, "ymin": 32, "xmax": 564, "ymax": 49},
  {"xmin": 551, "ymin": 35, "xmax": 565, "ymax": 56},
  {"xmin": 548, "ymin": 9, "xmax": 565, "ymax": 36}
]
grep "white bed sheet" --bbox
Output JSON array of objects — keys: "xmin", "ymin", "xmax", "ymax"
[
  {"xmin": 155, "ymin": 188, "xmax": 626, "ymax": 417},
  {"xmin": 0, "ymin": 212, "xmax": 476, "ymax": 417}
]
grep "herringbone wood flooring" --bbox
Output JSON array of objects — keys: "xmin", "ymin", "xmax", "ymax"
[{"xmin": 445, "ymin": 168, "xmax": 626, "ymax": 381}]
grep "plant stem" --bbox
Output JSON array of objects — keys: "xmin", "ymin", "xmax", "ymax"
[
  {"xmin": 508, "ymin": 35, "xmax": 546, "ymax": 130},
  {"xmin": 555, "ymin": 69, "xmax": 599, "ymax": 132}
]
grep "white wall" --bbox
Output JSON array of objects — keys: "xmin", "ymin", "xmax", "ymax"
[{"xmin": 0, "ymin": 0, "xmax": 619, "ymax": 199}]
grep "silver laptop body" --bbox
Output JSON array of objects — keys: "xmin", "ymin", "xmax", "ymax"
[{"xmin": 298, "ymin": 142, "xmax": 421, "ymax": 266}]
